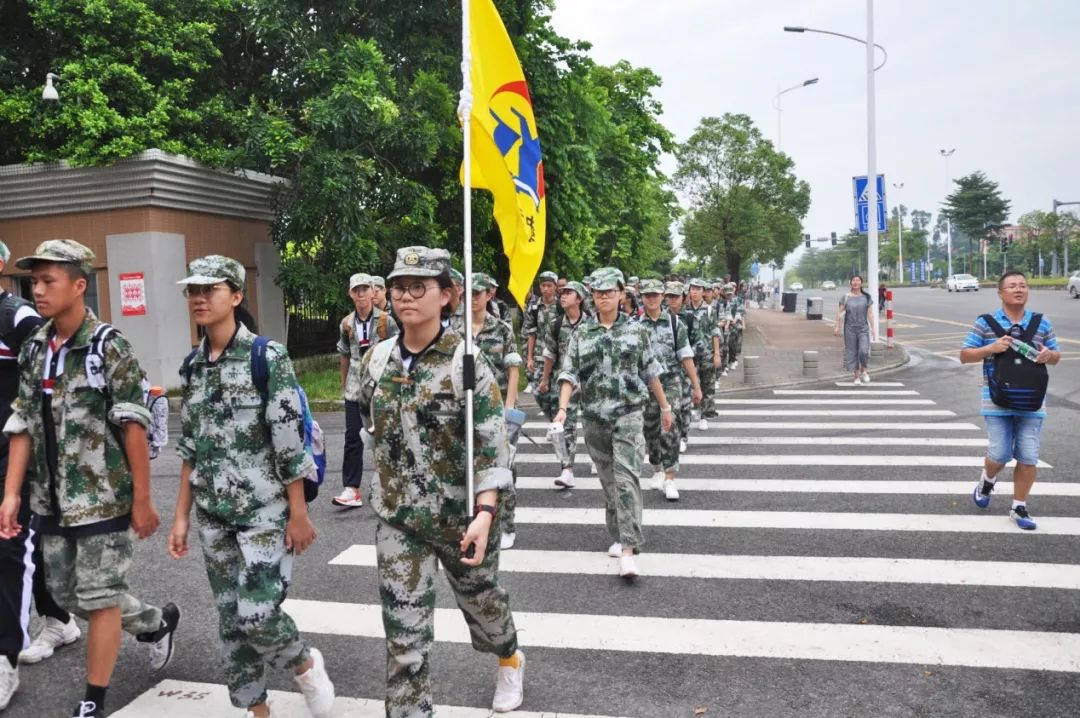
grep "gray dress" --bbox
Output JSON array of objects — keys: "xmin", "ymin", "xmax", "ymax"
[{"xmin": 839, "ymin": 292, "xmax": 873, "ymax": 371}]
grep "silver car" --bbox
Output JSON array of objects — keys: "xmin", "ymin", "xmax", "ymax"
[
  {"xmin": 946, "ymin": 273, "xmax": 980, "ymax": 292},
  {"xmin": 1068, "ymin": 270, "xmax": 1080, "ymax": 298}
]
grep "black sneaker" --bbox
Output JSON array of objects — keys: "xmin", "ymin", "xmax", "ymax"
[
  {"xmin": 72, "ymin": 700, "xmax": 102, "ymax": 717},
  {"xmin": 137, "ymin": 602, "xmax": 180, "ymax": 671}
]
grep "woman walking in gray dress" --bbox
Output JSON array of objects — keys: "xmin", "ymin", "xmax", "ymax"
[{"xmin": 834, "ymin": 275, "xmax": 876, "ymax": 383}]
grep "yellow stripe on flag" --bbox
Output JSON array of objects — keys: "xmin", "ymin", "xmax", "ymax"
[{"xmin": 463, "ymin": 0, "xmax": 545, "ymax": 308}]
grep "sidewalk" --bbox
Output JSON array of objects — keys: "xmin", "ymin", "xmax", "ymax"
[{"xmin": 717, "ymin": 302, "xmax": 908, "ymax": 393}]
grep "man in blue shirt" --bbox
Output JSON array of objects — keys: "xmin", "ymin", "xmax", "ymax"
[{"xmin": 960, "ymin": 270, "xmax": 1060, "ymax": 530}]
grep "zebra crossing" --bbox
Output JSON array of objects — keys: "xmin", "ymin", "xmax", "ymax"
[{"xmin": 110, "ymin": 378, "xmax": 1080, "ymax": 717}]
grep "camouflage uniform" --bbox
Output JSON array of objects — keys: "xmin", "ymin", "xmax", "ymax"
[
  {"xmin": 713, "ymin": 296, "xmax": 733, "ymax": 373},
  {"xmin": 521, "ymin": 295, "xmax": 560, "ymax": 417},
  {"xmin": 472, "ymin": 275, "xmax": 524, "ymax": 538},
  {"xmin": 686, "ymin": 280, "xmax": 719, "ymax": 416},
  {"xmin": 3, "ymin": 239, "xmax": 161, "ymax": 635},
  {"xmin": 176, "ymin": 256, "xmax": 317, "ymax": 709},
  {"xmin": 540, "ymin": 282, "xmax": 589, "ymax": 471},
  {"xmin": 666, "ymin": 282, "xmax": 695, "ymax": 443},
  {"xmin": 358, "ymin": 247, "xmax": 517, "ymax": 718},
  {"xmin": 636, "ymin": 282, "xmax": 692, "ymax": 474},
  {"xmin": 727, "ymin": 289, "xmax": 746, "ymax": 365},
  {"xmin": 557, "ymin": 268, "xmax": 663, "ymax": 552}
]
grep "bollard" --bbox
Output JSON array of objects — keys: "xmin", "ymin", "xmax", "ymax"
[
  {"xmin": 885, "ymin": 290, "xmax": 894, "ymax": 349},
  {"xmin": 802, "ymin": 350, "xmax": 819, "ymax": 377},
  {"xmin": 742, "ymin": 355, "xmax": 762, "ymax": 385},
  {"xmin": 870, "ymin": 342, "xmax": 885, "ymax": 365}
]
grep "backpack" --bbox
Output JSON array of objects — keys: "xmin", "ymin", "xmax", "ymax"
[
  {"xmin": 182, "ymin": 336, "xmax": 325, "ymax": 502},
  {"xmin": 365, "ymin": 337, "xmax": 466, "ymax": 402},
  {"xmin": 979, "ymin": 313, "xmax": 1049, "ymax": 412},
  {"xmin": 0, "ymin": 293, "xmax": 32, "ymax": 350}
]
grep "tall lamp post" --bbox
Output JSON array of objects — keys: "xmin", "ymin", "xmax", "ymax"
[
  {"xmin": 940, "ymin": 148, "xmax": 956, "ymax": 277},
  {"xmin": 1053, "ymin": 199, "xmax": 1080, "ymax": 277},
  {"xmin": 893, "ymin": 181, "xmax": 904, "ymax": 282},
  {"xmin": 774, "ymin": 77, "xmax": 819, "ymax": 151},
  {"xmin": 786, "ymin": 4, "xmax": 887, "ymax": 339}
]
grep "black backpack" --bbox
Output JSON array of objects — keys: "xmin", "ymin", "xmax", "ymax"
[{"xmin": 980, "ymin": 313, "xmax": 1049, "ymax": 412}]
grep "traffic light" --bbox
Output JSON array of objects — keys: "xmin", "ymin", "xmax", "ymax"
[
  {"xmin": 1000, "ymin": 236, "xmax": 1011, "ymax": 253},
  {"xmin": 803, "ymin": 233, "xmax": 811, "ymax": 248},
  {"xmin": 830, "ymin": 231, "xmax": 837, "ymax": 246}
]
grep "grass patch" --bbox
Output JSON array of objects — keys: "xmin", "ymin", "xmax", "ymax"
[{"xmin": 295, "ymin": 353, "xmax": 343, "ymax": 402}]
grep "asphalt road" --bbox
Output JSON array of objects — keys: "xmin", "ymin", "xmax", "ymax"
[{"xmin": 8, "ymin": 343, "xmax": 1080, "ymax": 717}]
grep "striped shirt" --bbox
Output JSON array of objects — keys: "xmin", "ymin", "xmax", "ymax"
[{"xmin": 962, "ymin": 308, "xmax": 1058, "ymax": 417}]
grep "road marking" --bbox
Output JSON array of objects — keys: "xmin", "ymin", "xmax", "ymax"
[
  {"xmin": 283, "ymin": 599, "xmax": 1080, "ymax": 672},
  {"xmin": 511, "ymin": 508, "xmax": 1079, "ymax": 534},
  {"xmin": 713, "ymin": 399, "xmax": 936, "ymax": 405},
  {"xmin": 835, "ymin": 381, "xmax": 905, "ymax": 386},
  {"xmin": 526, "ymin": 436, "xmax": 987, "ymax": 447},
  {"xmin": 690, "ymin": 410, "xmax": 954, "ymax": 416},
  {"xmin": 773, "ymin": 390, "xmax": 921, "ymax": 396},
  {"xmin": 513, "ymin": 477, "xmax": 1080, "ymax": 496},
  {"xmin": 330, "ymin": 545, "xmax": 1080, "ymax": 590},
  {"xmin": 112, "ymin": 680, "xmax": 624, "ymax": 718},
  {"xmin": 524, "ymin": 421, "xmax": 982, "ymax": 431},
  {"xmin": 895, "ymin": 311, "xmax": 1080, "ymax": 346},
  {"xmin": 514, "ymin": 454, "xmax": 1044, "ymax": 468}
]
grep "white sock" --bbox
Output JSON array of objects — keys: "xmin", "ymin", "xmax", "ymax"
[
  {"xmin": 1012, "ymin": 499, "xmax": 1025, "ymax": 510},
  {"xmin": 981, "ymin": 469, "xmax": 996, "ymax": 486}
]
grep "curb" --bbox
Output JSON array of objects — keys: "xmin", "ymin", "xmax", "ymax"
[{"xmin": 715, "ymin": 342, "xmax": 910, "ymax": 395}]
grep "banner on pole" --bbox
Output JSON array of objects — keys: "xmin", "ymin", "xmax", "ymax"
[{"xmin": 119, "ymin": 272, "xmax": 147, "ymax": 316}]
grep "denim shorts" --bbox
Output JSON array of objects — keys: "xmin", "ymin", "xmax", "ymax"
[{"xmin": 985, "ymin": 414, "xmax": 1043, "ymax": 466}]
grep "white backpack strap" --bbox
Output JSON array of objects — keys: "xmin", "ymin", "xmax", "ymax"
[
  {"xmin": 85, "ymin": 323, "xmax": 116, "ymax": 391},
  {"xmin": 451, "ymin": 341, "xmax": 467, "ymax": 401},
  {"xmin": 366, "ymin": 339, "xmax": 395, "ymax": 386}
]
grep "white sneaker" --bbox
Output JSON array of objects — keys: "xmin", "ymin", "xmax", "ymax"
[
  {"xmin": 294, "ymin": 647, "xmax": 335, "ymax": 718},
  {"xmin": 607, "ymin": 542, "xmax": 623, "ymax": 557},
  {"xmin": 698, "ymin": 418, "xmax": 708, "ymax": 431},
  {"xmin": 722, "ymin": 369, "xmax": 729, "ymax": 377},
  {"xmin": 500, "ymin": 532, "xmax": 516, "ymax": 550},
  {"xmin": 680, "ymin": 439, "xmax": 688, "ymax": 453},
  {"xmin": 18, "ymin": 616, "xmax": 81, "ymax": 664},
  {"xmin": 862, "ymin": 373, "xmax": 871, "ymax": 384},
  {"xmin": 330, "ymin": 486, "xmax": 363, "ymax": 508},
  {"xmin": 144, "ymin": 602, "xmax": 180, "ymax": 671},
  {"xmin": 554, "ymin": 468, "xmax": 575, "ymax": 488},
  {"xmin": 731, "ymin": 361, "xmax": 738, "ymax": 369},
  {"xmin": 0, "ymin": 660, "xmax": 17, "ymax": 711},
  {"xmin": 618, "ymin": 554, "xmax": 639, "ymax": 578},
  {"xmin": 663, "ymin": 480, "xmax": 680, "ymax": 501},
  {"xmin": 589, "ymin": 460, "xmax": 597, "ymax": 475},
  {"xmin": 491, "ymin": 651, "xmax": 525, "ymax": 713},
  {"xmin": 651, "ymin": 471, "xmax": 665, "ymax": 490},
  {"xmin": 524, "ymin": 383, "xmax": 534, "ymax": 394}
]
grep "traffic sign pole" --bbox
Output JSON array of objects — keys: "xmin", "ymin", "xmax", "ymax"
[{"xmin": 865, "ymin": 0, "xmax": 879, "ymax": 341}]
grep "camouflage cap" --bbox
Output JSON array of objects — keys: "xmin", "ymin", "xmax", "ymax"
[
  {"xmin": 387, "ymin": 246, "xmax": 452, "ymax": 280},
  {"xmin": 664, "ymin": 280, "xmax": 686, "ymax": 295},
  {"xmin": 628, "ymin": 276, "xmax": 640, "ymax": 285},
  {"xmin": 472, "ymin": 272, "xmax": 496, "ymax": 292},
  {"xmin": 639, "ymin": 278, "xmax": 665, "ymax": 294},
  {"xmin": 590, "ymin": 266, "xmax": 625, "ymax": 291},
  {"xmin": 349, "ymin": 272, "xmax": 372, "ymax": 289},
  {"xmin": 688, "ymin": 278, "xmax": 706, "ymax": 288},
  {"xmin": 177, "ymin": 254, "xmax": 246, "ymax": 287},
  {"xmin": 369, "ymin": 275, "xmax": 386, "ymax": 288},
  {"xmin": 723, "ymin": 282, "xmax": 737, "ymax": 293},
  {"xmin": 0, "ymin": 240, "xmax": 9, "ymax": 265},
  {"xmin": 16, "ymin": 239, "xmax": 95, "ymax": 275},
  {"xmin": 582, "ymin": 274, "xmax": 594, "ymax": 286},
  {"xmin": 537, "ymin": 270, "xmax": 558, "ymax": 284},
  {"xmin": 449, "ymin": 267, "xmax": 464, "ymax": 284},
  {"xmin": 561, "ymin": 280, "xmax": 587, "ymax": 299}
]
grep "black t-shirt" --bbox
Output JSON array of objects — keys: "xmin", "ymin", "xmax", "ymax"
[{"xmin": 0, "ymin": 291, "xmax": 45, "ymax": 504}]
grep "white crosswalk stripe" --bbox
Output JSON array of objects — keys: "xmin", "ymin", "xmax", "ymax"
[
  {"xmin": 712, "ymin": 398, "xmax": 936, "ymax": 405},
  {"xmin": 514, "ymin": 453, "xmax": 1051, "ymax": 468},
  {"xmin": 773, "ymin": 389, "xmax": 921, "ymax": 395}
]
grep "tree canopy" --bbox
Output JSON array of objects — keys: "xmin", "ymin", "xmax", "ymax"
[{"xmin": 942, "ymin": 171, "xmax": 1010, "ymax": 276}]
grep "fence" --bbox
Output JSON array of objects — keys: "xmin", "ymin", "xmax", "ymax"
[{"xmin": 286, "ymin": 300, "xmax": 341, "ymax": 358}]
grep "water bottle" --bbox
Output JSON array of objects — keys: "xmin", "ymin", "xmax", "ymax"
[
  {"xmin": 1010, "ymin": 338, "xmax": 1041, "ymax": 362},
  {"xmin": 504, "ymin": 407, "xmax": 526, "ymax": 446}
]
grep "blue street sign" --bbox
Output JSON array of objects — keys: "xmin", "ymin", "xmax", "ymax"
[
  {"xmin": 920, "ymin": 260, "xmax": 928, "ymax": 283},
  {"xmin": 909, "ymin": 260, "xmax": 916, "ymax": 284},
  {"xmin": 750, "ymin": 261, "xmax": 760, "ymax": 277},
  {"xmin": 853, "ymin": 175, "xmax": 888, "ymax": 233}
]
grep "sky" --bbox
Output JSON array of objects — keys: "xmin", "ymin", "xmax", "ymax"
[{"xmin": 549, "ymin": 0, "xmax": 1080, "ymax": 270}]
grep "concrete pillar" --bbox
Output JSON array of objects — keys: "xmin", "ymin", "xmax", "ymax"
[
  {"xmin": 254, "ymin": 242, "xmax": 286, "ymax": 344},
  {"xmin": 802, "ymin": 350, "xmax": 819, "ymax": 377},
  {"xmin": 743, "ymin": 355, "xmax": 762, "ymax": 385},
  {"xmin": 870, "ymin": 341, "xmax": 886, "ymax": 365}
]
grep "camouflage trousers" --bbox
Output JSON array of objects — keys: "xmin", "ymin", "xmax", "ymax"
[
  {"xmin": 197, "ymin": 514, "xmax": 310, "ymax": 709},
  {"xmin": 376, "ymin": 519, "xmax": 518, "ymax": 718},
  {"xmin": 497, "ymin": 464, "xmax": 518, "ymax": 535},
  {"xmin": 727, "ymin": 327, "xmax": 743, "ymax": 365},
  {"xmin": 678, "ymin": 375, "xmax": 693, "ymax": 442},
  {"xmin": 644, "ymin": 381, "xmax": 684, "ymax": 474},
  {"xmin": 532, "ymin": 370, "xmax": 557, "ymax": 422},
  {"xmin": 41, "ymin": 529, "xmax": 161, "ymax": 634},
  {"xmin": 696, "ymin": 355, "xmax": 717, "ymax": 416},
  {"xmin": 582, "ymin": 412, "xmax": 645, "ymax": 551}
]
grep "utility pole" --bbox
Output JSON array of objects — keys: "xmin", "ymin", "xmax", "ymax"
[
  {"xmin": 940, "ymin": 149, "xmax": 955, "ymax": 277},
  {"xmin": 893, "ymin": 182, "xmax": 904, "ymax": 282}
]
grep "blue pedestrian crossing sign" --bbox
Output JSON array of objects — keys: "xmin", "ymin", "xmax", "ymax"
[
  {"xmin": 750, "ymin": 261, "xmax": 760, "ymax": 277},
  {"xmin": 853, "ymin": 174, "xmax": 888, "ymax": 233}
]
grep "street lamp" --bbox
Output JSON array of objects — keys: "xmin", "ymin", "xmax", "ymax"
[
  {"xmin": 774, "ymin": 77, "xmax": 819, "ymax": 151},
  {"xmin": 893, "ymin": 181, "xmax": 904, "ymax": 282},
  {"xmin": 940, "ymin": 148, "xmax": 955, "ymax": 277},
  {"xmin": 42, "ymin": 73, "xmax": 60, "ymax": 102},
  {"xmin": 1053, "ymin": 199, "xmax": 1080, "ymax": 276},
  {"xmin": 785, "ymin": 4, "xmax": 885, "ymax": 339}
]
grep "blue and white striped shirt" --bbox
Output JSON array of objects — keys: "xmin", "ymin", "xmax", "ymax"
[{"xmin": 962, "ymin": 308, "xmax": 1058, "ymax": 417}]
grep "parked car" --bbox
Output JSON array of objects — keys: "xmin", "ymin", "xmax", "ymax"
[
  {"xmin": 946, "ymin": 273, "xmax": 979, "ymax": 292},
  {"xmin": 821, "ymin": 280, "xmax": 837, "ymax": 290},
  {"xmin": 789, "ymin": 282, "xmax": 804, "ymax": 291},
  {"xmin": 1068, "ymin": 270, "xmax": 1080, "ymax": 298}
]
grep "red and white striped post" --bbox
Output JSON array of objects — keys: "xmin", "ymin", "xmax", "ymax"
[{"xmin": 885, "ymin": 289, "xmax": 894, "ymax": 348}]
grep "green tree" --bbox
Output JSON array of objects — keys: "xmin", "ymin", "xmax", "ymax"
[
  {"xmin": 674, "ymin": 114, "xmax": 810, "ymax": 282},
  {"xmin": 942, "ymin": 171, "xmax": 1010, "ymax": 276}
]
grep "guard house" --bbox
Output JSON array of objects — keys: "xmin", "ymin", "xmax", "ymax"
[{"xmin": 0, "ymin": 150, "xmax": 286, "ymax": 388}]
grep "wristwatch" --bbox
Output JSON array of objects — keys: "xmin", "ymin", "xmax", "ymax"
[
  {"xmin": 474, "ymin": 504, "xmax": 498, "ymax": 518},
  {"xmin": 661, "ymin": 406, "xmax": 673, "ymax": 413}
]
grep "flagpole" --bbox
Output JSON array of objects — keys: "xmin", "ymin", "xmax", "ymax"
[{"xmin": 460, "ymin": 0, "xmax": 476, "ymax": 525}]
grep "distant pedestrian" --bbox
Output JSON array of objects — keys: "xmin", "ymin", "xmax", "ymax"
[
  {"xmin": 835, "ymin": 275, "xmax": 875, "ymax": 384},
  {"xmin": 878, "ymin": 283, "xmax": 888, "ymax": 314},
  {"xmin": 960, "ymin": 270, "xmax": 1060, "ymax": 531}
]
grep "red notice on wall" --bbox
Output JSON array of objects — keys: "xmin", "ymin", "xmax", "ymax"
[{"xmin": 119, "ymin": 272, "xmax": 147, "ymax": 316}]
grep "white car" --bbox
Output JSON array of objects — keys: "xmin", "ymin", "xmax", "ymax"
[
  {"xmin": 789, "ymin": 282, "xmax": 804, "ymax": 291},
  {"xmin": 1068, "ymin": 270, "xmax": 1080, "ymax": 298},
  {"xmin": 946, "ymin": 273, "xmax": 979, "ymax": 292},
  {"xmin": 821, "ymin": 280, "xmax": 837, "ymax": 290}
]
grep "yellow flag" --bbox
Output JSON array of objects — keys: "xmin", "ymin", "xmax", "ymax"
[{"xmin": 464, "ymin": 0, "xmax": 545, "ymax": 308}]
